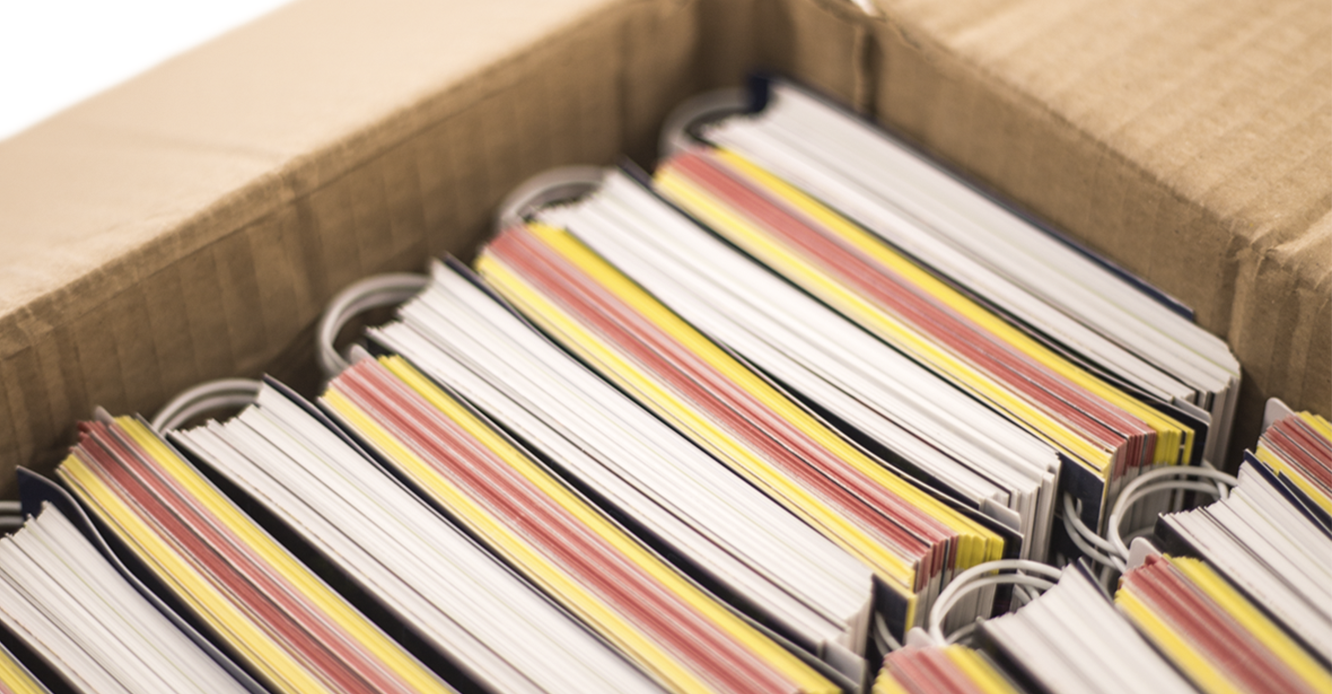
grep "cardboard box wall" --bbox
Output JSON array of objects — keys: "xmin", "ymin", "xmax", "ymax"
[{"xmin": 0, "ymin": 0, "xmax": 1327, "ymax": 499}]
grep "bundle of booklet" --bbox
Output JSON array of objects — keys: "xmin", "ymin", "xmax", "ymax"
[
  {"xmin": 171, "ymin": 377, "xmax": 696, "ymax": 694},
  {"xmin": 371, "ymin": 263, "xmax": 875, "ymax": 672},
  {"xmin": 474, "ymin": 223, "xmax": 1008, "ymax": 638},
  {"xmin": 682, "ymin": 77, "xmax": 1239, "ymax": 544},
  {"xmin": 55, "ymin": 414, "xmax": 455, "ymax": 694},
  {"xmin": 45, "ymin": 383, "xmax": 804, "ymax": 693},
  {"xmin": 698, "ymin": 77, "xmax": 1240, "ymax": 466},
  {"xmin": 978, "ymin": 565, "xmax": 1198, "ymax": 694},
  {"xmin": 969, "ymin": 473, "xmax": 1332, "ymax": 694},
  {"xmin": 1115, "ymin": 554, "xmax": 1330, "ymax": 694},
  {"xmin": 0, "ymin": 75, "xmax": 1278, "ymax": 694}
]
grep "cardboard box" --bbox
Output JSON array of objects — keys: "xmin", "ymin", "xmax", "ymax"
[{"xmin": 0, "ymin": 0, "xmax": 1327, "ymax": 498}]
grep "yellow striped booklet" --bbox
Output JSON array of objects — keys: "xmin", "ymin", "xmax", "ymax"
[
  {"xmin": 476, "ymin": 221, "xmax": 1008, "ymax": 644},
  {"xmin": 701, "ymin": 77, "xmax": 1238, "ymax": 473},
  {"xmin": 873, "ymin": 644, "xmax": 1024, "ymax": 694},
  {"xmin": 537, "ymin": 168, "xmax": 1055, "ymax": 564},
  {"xmin": 56, "ymin": 413, "xmax": 454, "ymax": 694},
  {"xmin": 320, "ymin": 355, "xmax": 841, "ymax": 694},
  {"xmin": 371, "ymin": 259, "xmax": 875, "ymax": 681},
  {"xmin": 1252, "ymin": 404, "xmax": 1332, "ymax": 519},
  {"xmin": 654, "ymin": 147, "xmax": 1204, "ymax": 550},
  {"xmin": 0, "ymin": 497, "xmax": 255, "ymax": 694},
  {"xmin": 1116, "ymin": 554, "xmax": 1331, "ymax": 694},
  {"xmin": 172, "ymin": 378, "xmax": 672, "ymax": 694}
]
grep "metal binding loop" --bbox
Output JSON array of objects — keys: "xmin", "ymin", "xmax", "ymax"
[
  {"xmin": 495, "ymin": 167, "xmax": 606, "ymax": 234},
  {"xmin": 1106, "ymin": 465, "xmax": 1238, "ymax": 562},
  {"xmin": 1061, "ymin": 493, "xmax": 1125, "ymax": 572},
  {"xmin": 151, "ymin": 378, "xmax": 263, "ymax": 433},
  {"xmin": 872, "ymin": 613, "xmax": 903, "ymax": 655},
  {"xmin": 926, "ymin": 559, "xmax": 1063, "ymax": 646},
  {"xmin": 658, "ymin": 87, "xmax": 749, "ymax": 159},
  {"xmin": 318, "ymin": 273, "xmax": 430, "ymax": 379}
]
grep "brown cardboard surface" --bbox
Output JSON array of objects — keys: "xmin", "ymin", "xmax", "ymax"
[
  {"xmin": 0, "ymin": 0, "xmax": 1327, "ymax": 493},
  {"xmin": 0, "ymin": 0, "xmax": 703, "ymax": 491}
]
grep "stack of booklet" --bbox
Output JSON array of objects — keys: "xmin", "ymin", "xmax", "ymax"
[
  {"xmin": 681, "ymin": 78, "xmax": 1239, "ymax": 547},
  {"xmin": 968, "ymin": 466, "xmax": 1332, "ymax": 694},
  {"xmin": 653, "ymin": 146, "xmax": 1199, "ymax": 544},
  {"xmin": 475, "ymin": 222, "xmax": 1008, "ymax": 639},
  {"xmin": 699, "ymin": 78, "xmax": 1240, "ymax": 467},
  {"xmin": 1250, "ymin": 407, "xmax": 1331, "ymax": 521},
  {"xmin": 288, "ymin": 356, "xmax": 834, "ymax": 693},
  {"xmin": 373, "ymin": 262, "xmax": 875, "ymax": 671},
  {"xmin": 534, "ymin": 168, "xmax": 1054, "ymax": 562},
  {"xmin": 170, "ymin": 380, "xmax": 681, "ymax": 694},
  {"xmin": 978, "ymin": 566, "xmax": 1198, "ymax": 694},
  {"xmin": 55, "ymin": 414, "xmax": 454, "ymax": 694},
  {"xmin": 0, "ymin": 76, "xmax": 1307, "ymax": 694}
]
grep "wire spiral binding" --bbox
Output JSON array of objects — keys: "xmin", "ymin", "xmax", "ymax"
[
  {"xmin": 150, "ymin": 378, "xmax": 263, "ymax": 433},
  {"xmin": 1106, "ymin": 465, "xmax": 1237, "ymax": 561},
  {"xmin": 1059, "ymin": 464, "xmax": 1239, "ymax": 588},
  {"xmin": 657, "ymin": 87, "xmax": 748, "ymax": 159},
  {"xmin": 317, "ymin": 273, "xmax": 430, "ymax": 379},
  {"xmin": 925, "ymin": 559, "xmax": 1064, "ymax": 646},
  {"xmin": 494, "ymin": 167, "xmax": 605, "ymax": 234}
]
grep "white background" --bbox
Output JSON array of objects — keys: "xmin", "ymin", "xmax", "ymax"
[{"xmin": 0, "ymin": 1, "xmax": 293, "ymax": 140}]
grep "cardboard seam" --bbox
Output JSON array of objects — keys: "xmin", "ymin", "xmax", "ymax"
[{"xmin": 852, "ymin": 15, "xmax": 881, "ymax": 116}]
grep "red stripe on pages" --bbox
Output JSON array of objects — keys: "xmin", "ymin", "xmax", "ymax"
[
  {"xmin": 74, "ymin": 422, "xmax": 409, "ymax": 694},
  {"xmin": 884, "ymin": 648, "xmax": 983, "ymax": 694},
  {"xmin": 488, "ymin": 228, "xmax": 952, "ymax": 588},
  {"xmin": 1271, "ymin": 429, "xmax": 1332, "ymax": 492},
  {"xmin": 670, "ymin": 152, "xmax": 1157, "ymax": 473},
  {"xmin": 1269, "ymin": 422, "xmax": 1332, "ymax": 492},
  {"xmin": 679, "ymin": 151, "xmax": 1140, "ymax": 441},
  {"xmin": 1124, "ymin": 558, "xmax": 1310, "ymax": 694},
  {"xmin": 1287, "ymin": 418, "xmax": 1332, "ymax": 461},
  {"xmin": 332, "ymin": 361, "xmax": 793, "ymax": 694}
]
